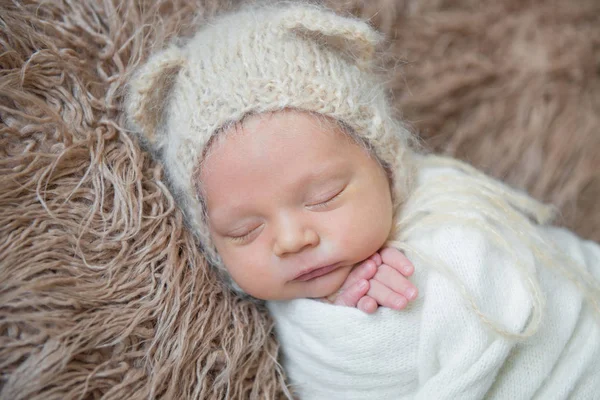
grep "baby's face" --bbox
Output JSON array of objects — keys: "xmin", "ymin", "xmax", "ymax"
[{"xmin": 200, "ymin": 110, "xmax": 393, "ymax": 300}]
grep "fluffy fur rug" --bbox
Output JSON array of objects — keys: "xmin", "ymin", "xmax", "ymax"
[{"xmin": 1, "ymin": 0, "xmax": 598, "ymax": 398}]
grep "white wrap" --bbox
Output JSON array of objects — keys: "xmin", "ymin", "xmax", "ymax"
[{"xmin": 268, "ymin": 159, "xmax": 600, "ymax": 399}]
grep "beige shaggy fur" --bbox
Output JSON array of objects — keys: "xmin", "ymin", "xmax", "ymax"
[{"xmin": 1, "ymin": 0, "xmax": 598, "ymax": 399}]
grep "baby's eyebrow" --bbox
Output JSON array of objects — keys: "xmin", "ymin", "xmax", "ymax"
[
  {"xmin": 208, "ymin": 210, "xmax": 258, "ymax": 233},
  {"xmin": 207, "ymin": 202, "xmax": 251, "ymax": 224},
  {"xmin": 303, "ymin": 174, "xmax": 347, "ymax": 196},
  {"xmin": 296, "ymin": 160, "xmax": 349, "ymax": 185}
]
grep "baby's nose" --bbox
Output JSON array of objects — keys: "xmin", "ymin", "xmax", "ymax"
[{"xmin": 273, "ymin": 216, "xmax": 319, "ymax": 257}]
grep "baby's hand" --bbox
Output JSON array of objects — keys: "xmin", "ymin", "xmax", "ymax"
[{"xmin": 326, "ymin": 248, "xmax": 418, "ymax": 314}]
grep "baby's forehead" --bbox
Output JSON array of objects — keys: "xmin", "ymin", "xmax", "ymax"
[
  {"xmin": 202, "ymin": 111, "xmax": 342, "ymax": 161},
  {"xmin": 197, "ymin": 110, "xmax": 374, "ymax": 189}
]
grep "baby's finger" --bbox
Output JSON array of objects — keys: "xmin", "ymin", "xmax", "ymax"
[
  {"xmin": 332, "ymin": 279, "xmax": 369, "ymax": 307},
  {"xmin": 368, "ymin": 252, "xmax": 382, "ymax": 266},
  {"xmin": 380, "ymin": 247, "xmax": 414, "ymax": 277},
  {"xmin": 374, "ymin": 264, "xmax": 418, "ymax": 301},
  {"xmin": 357, "ymin": 296, "xmax": 378, "ymax": 314},
  {"xmin": 367, "ymin": 279, "xmax": 409, "ymax": 310},
  {"xmin": 338, "ymin": 259, "xmax": 378, "ymax": 291}
]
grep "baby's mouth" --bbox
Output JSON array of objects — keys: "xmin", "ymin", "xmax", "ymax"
[{"xmin": 293, "ymin": 263, "xmax": 340, "ymax": 282}]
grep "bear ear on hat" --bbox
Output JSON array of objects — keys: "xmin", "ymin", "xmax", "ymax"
[
  {"xmin": 277, "ymin": 5, "xmax": 383, "ymax": 68},
  {"xmin": 126, "ymin": 45, "xmax": 185, "ymax": 144}
]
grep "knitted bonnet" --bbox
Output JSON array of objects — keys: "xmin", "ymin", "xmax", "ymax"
[{"xmin": 126, "ymin": 2, "xmax": 416, "ymax": 276}]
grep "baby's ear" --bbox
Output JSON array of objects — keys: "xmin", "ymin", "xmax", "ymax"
[
  {"xmin": 278, "ymin": 6, "xmax": 383, "ymax": 68},
  {"xmin": 126, "ymin": 45, "xmax": 184, "ymax": 144}
]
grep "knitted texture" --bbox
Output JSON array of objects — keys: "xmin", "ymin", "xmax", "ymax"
[{"xmin": 126, "ymin": 3, "xmax": 416, "ymax": 273}]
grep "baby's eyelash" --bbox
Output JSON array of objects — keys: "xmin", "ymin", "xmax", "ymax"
[
  {"xmin": 308, "ymin": 188, "xmax": 345, "ymax": 210},
  {"xmin": 229, "ymin": 232, "xmax": 252, "ymax": 243},
  {"xmin": 228, "ymin": 225, "xmax": 261, "ymax": 243}
]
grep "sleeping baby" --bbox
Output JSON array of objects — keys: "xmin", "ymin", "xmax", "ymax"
[{"xmin": 126, "ymin": 3, "xmax": 600, "ymax": 399}]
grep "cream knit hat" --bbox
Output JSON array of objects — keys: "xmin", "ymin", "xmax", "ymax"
[{"xmin": 126, "ymin": 3, "xmax": 416, "ymax": 276}]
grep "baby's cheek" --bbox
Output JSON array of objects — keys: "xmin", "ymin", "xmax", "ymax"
[
  {"xmin": 333, "ymin": 219, "xmax": 381, "ymax": 262},
  {"xmin": 213, "ymin": 244, "xmax": 247, "ymax": 279},
  {"xmin": 351, "ymin": 209, "xmax": 391, "ymax": 257}
]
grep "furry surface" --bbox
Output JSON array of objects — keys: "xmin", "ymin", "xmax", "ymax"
[{"xmin": 1, "ymin": 0, "xmax": 598, "ymax": 399}]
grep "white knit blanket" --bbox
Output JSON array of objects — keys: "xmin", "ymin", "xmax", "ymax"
[{"xmin": 268, "ymin": 159, "xmax": 600, "ymax": 399}]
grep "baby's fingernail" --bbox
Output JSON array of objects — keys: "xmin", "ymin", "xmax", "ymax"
[
  {"xmin": 358, "ymin": 280, "xmax": 368, "ymax": 290},
  {"xmin": 405, "ymin": 287, "xmax": 418, "ymax": 300},
  {"xmin": 394, "ymin": 297, "xmax": 407, "ymax": 309}
]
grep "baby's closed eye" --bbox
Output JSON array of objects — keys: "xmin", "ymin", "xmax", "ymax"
[
  {"xmin": 305, "ymin": 186, "xmax": 346, "ymax": 210},
  {"xmin": 226, "ymin": 224, "xmax": 264, "ymax": 244}
]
